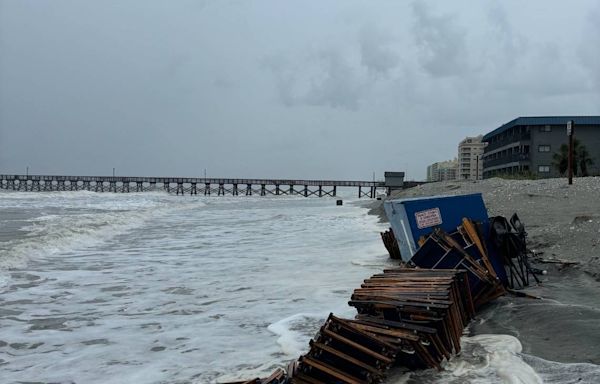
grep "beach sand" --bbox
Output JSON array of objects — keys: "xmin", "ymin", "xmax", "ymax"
[{"xmin": 368, "ymin": 177, "xmax": 600, "ymax": 364}]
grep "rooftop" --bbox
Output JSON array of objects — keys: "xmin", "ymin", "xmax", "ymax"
[{"xmin": 482, "ymin": 116, "xmax": 600, "ymax": 141}]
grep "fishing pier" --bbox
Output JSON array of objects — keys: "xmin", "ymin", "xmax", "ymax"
[{"xmin": 0, "ymin": 173, "xmax": 409, "ymax": 198}]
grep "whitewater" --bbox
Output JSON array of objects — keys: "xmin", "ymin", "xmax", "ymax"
[{"xmin": 0, "ymin": 190, "xmax": 595, "ymax": 383}]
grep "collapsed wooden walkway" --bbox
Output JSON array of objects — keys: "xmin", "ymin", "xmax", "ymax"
[
  {"xmin": 225, "ymin": 213, "xmax": 512, "ymax": 383},
  {"xmin": 225, "ymin": 268, "xmax": 478, "ymax": 384}
]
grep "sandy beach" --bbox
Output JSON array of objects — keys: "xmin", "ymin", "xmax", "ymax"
[{"xmin": 369, "ymin": 177, "xmax": 600, "ymax": 367}]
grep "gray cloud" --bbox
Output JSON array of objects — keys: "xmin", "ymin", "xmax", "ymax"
[
  {"xmin": 485, "ymin": 2, "xmax": 528, "ymax": 69},
  {"xmin": 411, "ymin": 1, "xmax": 468, "ymax": 77},
  {"xmin": 359, "ymin": 25, "xmax": 399, "ymax": 76},
  {"xmin": 264, "ymin": 49, "xmax": 365, "ymax": 110},
  {"xmin": 579, "ymin": 6, "xmax": 600, "ymax": 89}
]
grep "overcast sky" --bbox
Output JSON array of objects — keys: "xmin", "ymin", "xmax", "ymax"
[{"xmin": 1, "ymin": 1, "xmax": 599, "ymax": 180}]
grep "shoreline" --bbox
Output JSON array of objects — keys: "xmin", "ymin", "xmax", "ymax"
[{"xmin": 366, "ymin": 178, "xmax": 600, "ymax": 366}]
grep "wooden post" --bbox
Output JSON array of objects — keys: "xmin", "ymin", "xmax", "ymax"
[
  {"xmin": 318, "ymin": 185, "xmax": 322, "ymax": 197},
  {"xmin": 358, "ymin": 186, "xmax": 362, "ymax": 198},
  {"xmin": 567, "ymin": 120, "xmax": 574, "ymax": 185},
  {"xmin": 304, "ymin": 185, "xmax": 308, "ymax": 197}
]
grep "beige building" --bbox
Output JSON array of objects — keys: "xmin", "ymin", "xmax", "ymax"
[
  {"xmin": 427, "ymin": 159, "xmax": 458, "ymax": 182},
  {"xmin": 458, "ymin": 135, "xmax": 485, "ymax": 180}
]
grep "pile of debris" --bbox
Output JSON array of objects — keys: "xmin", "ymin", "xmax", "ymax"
[
  {"xmin": 225, "ymin": 194, "xmax": 541, "ymax": 384},
  {"xmin": 409, "ymin": 220, "xmax": 505, "ymax": 308},
  {"xmin": 227, "ymin": 269, "xmax": 474, "ymax": 384}
]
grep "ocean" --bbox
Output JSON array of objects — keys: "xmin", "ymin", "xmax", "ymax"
[{"xmin": 1, "ymin": 190, "xmax": 599, "ymax": 383}]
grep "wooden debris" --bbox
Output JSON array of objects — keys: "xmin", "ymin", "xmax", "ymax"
[
  {"xmin": 380, "ymin": 228, "xmax": 401, "ymax": 260},
  {"xmin": 409, "ymin": 226, "xmax": 505, "ymax": 309}
]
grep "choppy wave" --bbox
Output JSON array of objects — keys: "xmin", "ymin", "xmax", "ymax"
[
  {"xmin": 0, "ymin": 192, "xmax": 391, "ymax": 383},
  {"xmin": 0, "ymin": 191, "xmax": 202, "ymax": 281}
]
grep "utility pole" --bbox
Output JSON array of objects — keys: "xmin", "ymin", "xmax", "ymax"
[
  {"xmin": 113, "ymin": 168, "xmax": 115, "ymax": 177},
  {"xmin": 567, "ymin": 121, "xmax": 574, "ymax": 185},
  {"xmin": 26, "ymin": 166, "xmax": 29, "ymax": 177}
]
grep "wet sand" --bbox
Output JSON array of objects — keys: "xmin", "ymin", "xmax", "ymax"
[{"xmin": 368, "ymin": 177, "xmax": 600, "ymax": 364}]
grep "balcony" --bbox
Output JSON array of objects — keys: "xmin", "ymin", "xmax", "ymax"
[
  {"xmin": 485, "ymin": 132, "xmax": 531, "ymax": 152},
  {"xmin": 483, "ymin": 153, "xmax": 530, "ymax": 168}
]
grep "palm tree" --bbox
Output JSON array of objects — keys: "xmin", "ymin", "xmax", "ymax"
[
  {"xmin": 552, "ymin": 144, "xmax": 569, "ymax": 175},
  {"xmin": 552, "ymin": 139, "xmax": 594, "ymax": 176},
  {"xmin": 579, "ymin": 146, "xmax": 593, "ymax": 176}
]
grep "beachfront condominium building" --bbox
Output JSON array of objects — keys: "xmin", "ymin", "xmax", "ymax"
[
  {"xmin": 426, "ymin": 159, "xmax": 458, "ymax": 182},
  {"xmin": 481, "ymin": 116, "xmax": 600, "ymax": 178},
  {"xmin": 458, "ymin": 136, "xmax": 485, "ymax": 180}
]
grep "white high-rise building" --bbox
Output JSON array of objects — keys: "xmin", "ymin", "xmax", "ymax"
[
  {"xmin": 426, "ymin": 159, "xmax": 458, "ymax": 182},
  {"xmin": 458, "ymin": 135, "xmax": 485, "ymax": 180}
]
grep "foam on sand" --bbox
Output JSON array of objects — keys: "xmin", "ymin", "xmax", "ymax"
[{"xmin": 394, "ymin": 334, "xmax": 543, "ymax": 384}]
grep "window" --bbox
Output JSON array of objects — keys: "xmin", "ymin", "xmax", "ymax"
[
  {"xmin": 538, "ymin": 145, "xmax": 551, "ymax": 152},
  {"xmin": 538, "ymin": 165, "xmax": 550, "ymax": 173},
  {"xmin": 539, "ymin": 125, "xmax": 552, "ymax": 132}
]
